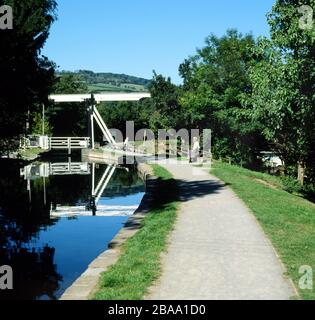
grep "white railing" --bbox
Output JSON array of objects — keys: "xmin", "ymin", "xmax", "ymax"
[
  {"xmin": 50, "ymin": 162, "xmax": 90, "ymax": 176},
  {"xmin": 49, "ymin": 137, "xmax": 90, "ymax": 150}
]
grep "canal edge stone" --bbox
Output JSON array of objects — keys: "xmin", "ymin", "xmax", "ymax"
[{"xmin": 60, "ymin": 162, "xmax": 156, "ymax": 300}]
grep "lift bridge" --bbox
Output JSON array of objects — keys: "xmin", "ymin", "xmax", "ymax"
[
  {"xmin": 20, "ymin": 159, "xmax": 143, "ymax": 217},
  {"xmin": 38, "ymin": 93, "xmax": 151, "ymax": 153}
]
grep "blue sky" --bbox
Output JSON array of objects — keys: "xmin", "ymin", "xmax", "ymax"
[{"xmin": 42, "ymin": 0, "xmax": 276, "ymax": 84}]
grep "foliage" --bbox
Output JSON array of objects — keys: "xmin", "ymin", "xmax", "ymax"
[
  {"xmin": 146, "ymin": 72, "xmax": 183, "ymax": 131},
  {"xmin": 18, "ymin": 147, "xmax": 43, "ymax": 160},
  {"xmin": 281, "ymin": 175, "xmax": 304, "ymax": 194},
  {"xmin": 247, "ymin": 0, "xmax": 315, "ymax": 184},
  {"xmin": 31, "ymin": 112, "xmax": 53, "ymax": 135},
  {"xmin": 98, "ymin": 101, "xmax": 147, "ymax": 137},
  {"xmin": 53, "ymin": 73, "xmax": 88, "ymax": 94},
  {"xmin": 179, "ymin": 30, "xmax": 267, "ymax": 163},
  {"xmin": 0, "ymin": 0, "xmax": 57, "ymax": 153}
]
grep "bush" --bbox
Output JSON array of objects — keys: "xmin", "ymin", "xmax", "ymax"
[
  {"xmin": 281, "ymin": 176, "xmax": 303, "ymax": 194},
  {"xmin": 302, "ymin": 183, "xmax": 315, "ymax": 202}
]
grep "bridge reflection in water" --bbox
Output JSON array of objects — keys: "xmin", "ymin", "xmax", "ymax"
[{"xmin": 20, "ymin": 159, "xmax": 144, "ymax": 218}]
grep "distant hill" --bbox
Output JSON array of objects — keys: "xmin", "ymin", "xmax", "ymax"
[{"xmin": 57, "ymin": 70, "xmax": 151, "ymax": 93}]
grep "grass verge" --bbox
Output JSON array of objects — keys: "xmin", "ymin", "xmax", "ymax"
[
  {"xmin": 93, "ymin": 164, "xmax": 179, "ymax": 300},
  {"xmin": 18, "ymin": 147, "xmax": 44, "ymax": 160},
  {"xmin": 211, "ymin": 161, "xmax": 315, "ymax": 300}
]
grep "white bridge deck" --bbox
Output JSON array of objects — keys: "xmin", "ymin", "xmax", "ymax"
[{"xmin": 49, "ymin": 92, "xmax": 151, "ymax": 103}]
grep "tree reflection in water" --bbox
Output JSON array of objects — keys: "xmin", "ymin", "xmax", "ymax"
[
  {"xmin": 0, "ymin": 160, "xmax": 62, "ymax": 300},
  {"xmin": 0, "ymin": 244, "xmax": 62, "ymax": 300}
]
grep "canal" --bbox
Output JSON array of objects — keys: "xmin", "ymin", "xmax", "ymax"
[{"xmin": 0, "ymin": 158, "xmax": 145, "ymax": 300}]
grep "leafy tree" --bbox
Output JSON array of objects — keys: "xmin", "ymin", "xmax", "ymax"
[
  {"xmin": 248, "ymin": 0, "xmax": 315, "ymax": 184},
  {"xmin": 53, "ymin": 73, "xmax": 88, "ymax": 94},
  {"xmin": 0, "ymin": 0, "xmax": 57, "ymax": 154},
  {"xmin": 98, "ymin": 101, "xmax": 146, "ymax": 138},
  {"xmin": 31, "ymin": 112, "xmax": 53, "ymax": 135},
  {"xmin": 147, "ymin": 72, "xmax": 182, "ymax": 132},
  {"xmin": 179, "ymin": 30, "xmax": 266, "ymax": 163}
]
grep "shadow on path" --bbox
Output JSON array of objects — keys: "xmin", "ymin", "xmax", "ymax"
[
  {"xmin": 177, "ymin": 179, "xmax": 226, "ymax": 202},
  {"xmin": 124, "ymin": 173, "xmax": 227, "ymax": 231},
  {"xmin": 150, "ymin": 176, "xmax": 227, "ymax": 209}
]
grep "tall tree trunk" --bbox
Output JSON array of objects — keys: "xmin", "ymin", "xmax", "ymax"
[{"xmin": 297, "ymin": 160, "xmax": 305, "ymax": 186}]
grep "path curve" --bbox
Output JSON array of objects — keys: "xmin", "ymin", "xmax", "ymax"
[{"xmin": 146, "ymin": 162, "xmax": 296, "ymax": 300}]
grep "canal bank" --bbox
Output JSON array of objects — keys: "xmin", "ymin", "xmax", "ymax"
[{"xmin": 60, "ymin": 162, "xmax": 156, "ymax": 300}]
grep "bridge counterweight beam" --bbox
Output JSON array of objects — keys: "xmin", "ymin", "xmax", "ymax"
[{"xmin": 91, "ymin": 114, "xmax": 95, "ymax": 149}]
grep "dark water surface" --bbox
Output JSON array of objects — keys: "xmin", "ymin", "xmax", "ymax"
[{"xmin": 0, "ymin": 159, "xmax": 145, "ymax": 300}]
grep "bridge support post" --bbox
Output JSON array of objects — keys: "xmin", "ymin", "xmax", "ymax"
[
  {"xmin": 87, "ymin": 94, "xmax": 96, "ymax": 149},
  {"xmin": 68, "ymin": 137, "xmax": 71, "ymax": 155},
  {"xmin": 91, "ymin": 113, "xmax": 95, "ymax": 149}
]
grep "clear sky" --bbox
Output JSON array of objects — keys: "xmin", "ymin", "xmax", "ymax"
[{"xmin": 42, "ymin": 0, "xmax": 276, "ymax": 84}]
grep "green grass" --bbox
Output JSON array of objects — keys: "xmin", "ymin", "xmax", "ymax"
[
  {"xmin": 212, "ymin": 161, "xmax": 315, "ymax": 300},
  {"xmin": 18, "ymin": 147, "xmax": 43, "ymax": 160},
  {"xmin": 121, "ymin": 83, "xmax": 147, "ymax": 91},
  {"xmin": 93, "ymin": 164, "xmax": 179, "ymax": 300},
  {"xmin": 88, "ymin": 82, "xmax": 147, "ymax": 93}
]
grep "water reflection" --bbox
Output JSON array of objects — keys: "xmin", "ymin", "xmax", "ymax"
[
  {"xmin": 0, "ymin": 158, "xmax": 145, "ymax": 300},
  {"xmin": 20, "ymin": 160, "xmax": 144, "ymax": 217}
]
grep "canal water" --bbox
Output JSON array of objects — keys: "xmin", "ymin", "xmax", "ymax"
[{"xmin": 0, "ymin": 158, "xmax": 145, "ymax": 300}]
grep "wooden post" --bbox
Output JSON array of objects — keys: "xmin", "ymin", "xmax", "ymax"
[{"xmin": 298, "ymin": 161, "xmax": 305, "ymax": 186}]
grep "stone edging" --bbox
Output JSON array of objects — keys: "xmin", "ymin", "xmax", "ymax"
[{"xmin": 60, "ymin": 162, "xmax": 156, "ymax": 300}]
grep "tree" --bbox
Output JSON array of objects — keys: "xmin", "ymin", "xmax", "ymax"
[
  {"xmin": 248, "ymin": 0, "xmax": 315, "ymax": 184},
  {"xmin": 53, "ymin": 73, "xmax": 88, "ymax": 94},
  {"xmin": 0, "ymin": 0, "xmax": 57, "ymax": 154},
  {"xmin": 47, "ymin": 73, "xmax": 88, "ymax": 136},
  {"xmin": 179, "ymin": 30, "xmax": 266, "ymax": 164},
  {"xmin": 146, "ymin": 72, "xmax": 182, "ymax": 132},
  {"xmin": 98, "ymin": 100, "xmax": 145, "ymax": 138},
  {"xmin": 31, "ymin": 112, "xmax": 53, "ymax": 136}
]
